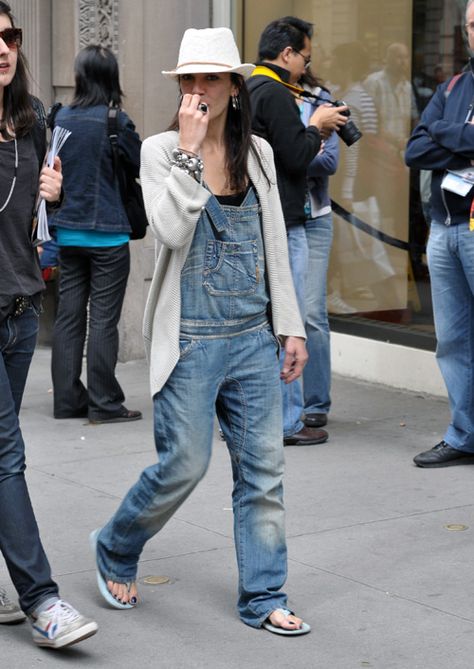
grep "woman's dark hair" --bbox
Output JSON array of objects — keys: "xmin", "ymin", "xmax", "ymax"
[
  {"xmin": 299, "ymin": 66, "xmax": 325, "ymax": 91},
  {"xmin": 258, "ymin": 16, "xmax": 313, "ymax": 61},
  {"xmin": 71, "ymin": 45, "xmax": 123, "ymax": 108},
  {"xmin": 0, "ymin": 1, "xmax": 36, "ymax": 139},
  {"xmin": 168, "ymin": 73, "xmax": 269, "ymax": 193}
]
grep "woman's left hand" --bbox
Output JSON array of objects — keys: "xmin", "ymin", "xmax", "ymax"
[
  {"xmin": 39, "ymin": 156, "xmax": 62, "ymax": 203},
  {"xmin": 280, "ymin": 336, "xmax": 308, "ymax": 384}
]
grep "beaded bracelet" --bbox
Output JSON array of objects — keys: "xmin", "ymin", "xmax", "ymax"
[{"xmin": 171, "ymin": 148, "xmax": 204, "ymax": 183}]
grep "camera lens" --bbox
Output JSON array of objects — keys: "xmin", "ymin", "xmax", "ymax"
[
  {"xmin": 333, "ymin": 100, "xmax": 362, "ymax": 146},
  {"xmin": 338, "ymin": 119, "xmax": 363, "ymax": 146}
]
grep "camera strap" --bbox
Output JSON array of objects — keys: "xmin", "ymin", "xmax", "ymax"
[{"xmin": 250, "ymin": 65, "xmax": 310, "ymax": 99}]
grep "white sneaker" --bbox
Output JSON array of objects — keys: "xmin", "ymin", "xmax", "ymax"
[
  {"xmin": 0, "ymin": 587, "xmax": 26, "ymax": 624},
  {"xmin": 31, "ymin": 600, "xmax": 98, "ymax": 649}
]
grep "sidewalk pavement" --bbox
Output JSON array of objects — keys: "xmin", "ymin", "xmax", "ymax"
[{"xmin": 2, "ymin": 346, "xmax": 474, "ymax": 669}]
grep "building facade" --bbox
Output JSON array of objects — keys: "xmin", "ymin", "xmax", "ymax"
[{"xmin": 16, "ymin": 0, "xmax": 468, "ymax": 394}]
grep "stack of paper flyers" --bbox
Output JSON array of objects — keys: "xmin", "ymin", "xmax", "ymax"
[{"xmin": 33, "ymin": 126, "xmax": 71, "ymax": 245}]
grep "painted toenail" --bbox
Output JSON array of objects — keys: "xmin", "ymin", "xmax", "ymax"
[{"xmin": 130, "ymin": 597, "xmax": 137, "ymax": 604}]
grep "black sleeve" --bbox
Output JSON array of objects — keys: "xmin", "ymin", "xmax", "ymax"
[
  {"xmin": 252, "ymin": 82, "xmax": 321, "ymax": 176},
  {"xmin": 30, "ymin": 96, "xmax": 47, "ymax": 167}
]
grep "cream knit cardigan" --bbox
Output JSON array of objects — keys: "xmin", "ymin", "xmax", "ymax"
[{"xmin": 140, "ymin": 130, "xmax": 305, "ymax": 397}]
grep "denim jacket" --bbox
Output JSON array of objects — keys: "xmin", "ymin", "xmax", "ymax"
[
  {"xmin": 50, "ymin": 104, "xmax": 141, "ymax": 232},
  {"xmin": 301, "ymin": 89, "xmax": 339, "ymax": 217}
]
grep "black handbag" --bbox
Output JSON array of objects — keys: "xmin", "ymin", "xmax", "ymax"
[{"xmin": 107, "ymin": 107, "xmax": 148, "ymax": 240}]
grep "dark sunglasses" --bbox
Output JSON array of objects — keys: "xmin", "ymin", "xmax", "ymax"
[{"xmin": 0, "ymin": 27, "xmax": 22, "ymax": 49}]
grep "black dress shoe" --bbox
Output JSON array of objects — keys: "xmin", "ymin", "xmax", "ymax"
[
  {"xmin": 89, "ymin": 408, "xmax": 142, "ymax": 424},
  {"xmin": 304, "ymin": 413, "xmax": 328, "ymax": 428},
  {"xmin": 413, "ymin": 441, "xmax": 474, "ymax": 468},
  {"xmin": 284, "ymin": 426, "xmax": 328, "ymax": 446}
]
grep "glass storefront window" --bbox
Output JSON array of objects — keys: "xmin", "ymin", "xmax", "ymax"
[{"xmin": 240, "ymin": 0, "xmax": 467, "ymax": 350}]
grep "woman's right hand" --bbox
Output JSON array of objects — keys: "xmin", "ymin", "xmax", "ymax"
[{"xmin": 178, "ymin": 94, "xmax": 209, "ymax": 155}]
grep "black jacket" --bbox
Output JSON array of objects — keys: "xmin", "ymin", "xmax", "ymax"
[{"xmin": 247, "ymin": 63, "xmax": 321, "ymax": 227}]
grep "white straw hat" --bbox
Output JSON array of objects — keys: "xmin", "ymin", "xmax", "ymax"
[{"xmin": 162, "ymin": 27, "xmax": 255, "ymax": 79}]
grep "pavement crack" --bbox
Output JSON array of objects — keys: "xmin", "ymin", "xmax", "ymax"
[
  {"xmin": 287, "ymin": 557, "xmax": 474, "ymax": 624},
  {"xmin": 287, "ymin": 502, "xmax": 474, "ymax": 539}
]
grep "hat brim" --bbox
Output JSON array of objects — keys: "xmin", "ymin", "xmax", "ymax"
[{"xmin": 162, "ymin": 63, "xmax": 255, "ymax": 80}]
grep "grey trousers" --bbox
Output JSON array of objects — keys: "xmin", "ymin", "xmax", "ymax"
[{"xmin": 51, "ymin": 243, "xmax": 130, "ymax": 420}]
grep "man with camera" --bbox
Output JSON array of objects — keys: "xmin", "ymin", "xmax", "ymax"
[{"xmin": 247, "ymin": 16, "xmax": 347, "ymax": 446}]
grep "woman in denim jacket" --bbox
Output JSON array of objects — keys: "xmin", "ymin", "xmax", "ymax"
[
  {"xmin": 299, "ymin": 73, "xmax": 339, "ymax": 430},
  {"xmin": 90, "ymin": 28, "xmax": 311, "ymax": 637},
  {"xmin": 50, "ymin": 45, "xmax": 142, "ymax": 424}
]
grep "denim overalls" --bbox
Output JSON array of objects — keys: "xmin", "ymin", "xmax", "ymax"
[
  {"xmin": 97, "ymin": 185, "xmax": 290, "ymax": 628},
  {"xmin": 180, "ymin": 185, "xmax": 269, "ymax": 336}
]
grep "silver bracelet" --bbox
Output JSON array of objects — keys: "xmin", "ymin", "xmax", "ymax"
[{"xmin": 171, "ymin": 148, "xmax": 204, "ymax": 183}]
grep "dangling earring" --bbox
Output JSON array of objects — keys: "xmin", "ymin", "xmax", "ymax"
[{"xmin": 231, "ymin": 94, "xmax": 241, "ymax": 111}]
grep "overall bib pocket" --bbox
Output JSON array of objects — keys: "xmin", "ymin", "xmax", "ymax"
[{"xmin": 203, "ymin": 239, "xmax": 259, "ymax": 296}]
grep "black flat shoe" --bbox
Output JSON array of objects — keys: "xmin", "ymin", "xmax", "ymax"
[
  {"xmin": 89, "ymin": 408, "xmax": 142, "ymax": 425},
  {"xmin": 413, "ymin": 441, "xmax": 474, "ymax": 468},
  {"xmin": 304, "ymin": 413, "xmax": 328, "ymax": 428}
]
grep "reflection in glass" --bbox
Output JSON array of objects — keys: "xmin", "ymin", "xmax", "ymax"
[{"xmin": 241, "ymin": 0, "xmax": 466, "ymax": 347}]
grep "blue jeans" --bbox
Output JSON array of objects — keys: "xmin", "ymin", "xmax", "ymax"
[
  {"xmin": 303, "ymin": 213, "xmax": 333, "ymax": 415},
  {"xmin": 0, "ymin": 307, "xmax": 59, "ymax": 613},
  {"xmin": 97, "ymin": 325, "xmax": 289, "ymax": 627},
  {"xmin": 428, "ymin": 222, "xmax": 474, "ymax": 452},
  {"xmin": 281, "ymin": 225, "xmax": 308, "ymax": 436}
]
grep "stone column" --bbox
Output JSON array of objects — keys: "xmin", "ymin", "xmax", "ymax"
[
  {"xmin": 10, "ymin": 0, "xmax": 53, "ymax": 104},
  {"xmin": 40, "ymin": 0, "xmax": 212, "ymax": 360}
]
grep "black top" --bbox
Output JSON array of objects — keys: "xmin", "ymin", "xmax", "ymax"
[
  {"xmin": 0, "ymin": 134, "xmax": 44, "ymax": 322},
  {"xmin": 215, "ymin": 182, "xmax": 251, "ymax": 207},
  {"xmin": 247, "ymin": 62, "xmax": 321, "ymax": 227}
]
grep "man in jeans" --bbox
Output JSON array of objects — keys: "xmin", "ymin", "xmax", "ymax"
[
  {"xmin": 405, "ymin": 0, "xmax": 474, "ymax": 467},
  {"xmin": 247, "ymin": 16, "xmax": 347, "ymax": 445}
]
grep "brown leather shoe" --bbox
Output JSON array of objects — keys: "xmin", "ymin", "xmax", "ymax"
[{"xmin": 283, "ymin": 426, "xmax": 328, "ymax": 446}]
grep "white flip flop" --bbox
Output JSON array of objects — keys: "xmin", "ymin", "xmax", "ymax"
[
  {"xmin": 262, "ymin": 608, "xmax": 311, "ymax": 636},
  {"xmin": 89, "ymin": 528, "xmax": 135, "ymax": 610}
]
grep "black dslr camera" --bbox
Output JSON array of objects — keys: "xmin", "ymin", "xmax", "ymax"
[
  {"xmin": 308, "ymin": 93, "xmax": 363, "ymax": 146},
  {"xmin": 332, "ymin": 100, "xmax": 363, "ymax": 146}
]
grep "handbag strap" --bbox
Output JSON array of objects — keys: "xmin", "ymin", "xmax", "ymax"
[
  {"xmin": 107, "ymin": 107, "xmax": 127, "ymax": 196},
  {"xmin": 107, "ymin": 106, "xmax": 120, "ymax": 170}
]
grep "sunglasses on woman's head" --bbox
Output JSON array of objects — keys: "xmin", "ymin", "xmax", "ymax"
[{"xmin": 0, "ymin": 27, "xmax": 22, "ymax": 49}]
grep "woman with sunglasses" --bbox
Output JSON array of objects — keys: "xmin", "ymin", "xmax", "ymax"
[
  {"xmin": 0, "ymin": 1, "xmax": 97, "ymax": 648},
  {"xmin": 91, "ymin": 27, "xmax": 311, "ymax": 637}
]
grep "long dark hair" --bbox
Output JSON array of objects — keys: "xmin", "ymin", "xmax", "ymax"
[
  {"xmin": 0, "ymin": 1, "xmax": 35, "ymax": 139},
  {"xmin": 71, "ymin": 45, "xmax": 123, "ymax": 108},
  {"xmin": 168, "ymin": 73, "xmax": 269, "ymax": 193}
]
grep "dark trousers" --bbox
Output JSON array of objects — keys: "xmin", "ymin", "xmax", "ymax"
[
  {"xmin": 52, "ymin": 244, "xmax": 130, "ymax": 420},
  {"xmin": 0, "ymin": 308, "xmax": 59, "ymax": 613}
]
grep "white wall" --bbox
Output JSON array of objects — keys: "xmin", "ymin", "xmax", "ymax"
[{"xmin": 331, "ymin": 333, "xmax": 446, "ymax": 397}]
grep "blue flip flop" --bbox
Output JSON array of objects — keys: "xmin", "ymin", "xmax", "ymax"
[
  {"xmin": 262, "ymin": 608, "xmax": 311, "ymax": 636},
  {"xmin": 89, "ymin": 528, "xmax": 135, "ymax": 610}
]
